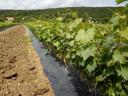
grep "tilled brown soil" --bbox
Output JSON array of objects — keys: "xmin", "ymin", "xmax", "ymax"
[{"xmin": 0, "ymin": 25, "xmax": 54, "ymax": 96}]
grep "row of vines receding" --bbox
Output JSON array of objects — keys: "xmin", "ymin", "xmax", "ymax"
[{"xmin": 27, "ymin": 0, "xmax": 128, "ymax": 95}]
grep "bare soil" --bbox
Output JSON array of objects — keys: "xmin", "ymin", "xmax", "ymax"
[{"xmin": 0, "ymin": 25, "xmax": 54, "ymax": 96}]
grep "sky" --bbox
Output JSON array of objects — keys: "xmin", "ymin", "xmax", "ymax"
[{"xmin": 0, "ymin": 0, "xmax": 125, "ymax": 10}]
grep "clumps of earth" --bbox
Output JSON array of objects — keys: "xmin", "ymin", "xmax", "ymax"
[{"xmin": 0, "ymin": 25, "xmax": 54, "ymax": 96}]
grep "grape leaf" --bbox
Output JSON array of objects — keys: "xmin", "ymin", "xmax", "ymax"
[
  {"xmin": 68, "ymin": 18, "xmax": 82, "ymax": 30},
  {"xmin": 117, "ymin": 67, "xmax": 128, "ymax": 80},
  {"xmin": 77, "ymin": 46, "xmax": 96, "ymax": 61},
  {"xmin": 119, "ymin": 28, "xmax": 128, "ymax": 41},
  {"xmin": 123, "ymin": 52, "xmax": 128, "ymax": 57},
  {"xmin": 113, "ymin": 49, "xmax": 126, "ymax": 64},
  {"xmin": 116, "ymin": 0, "xmax": 128, "ymax": 4},
  {"xmin": 53, "ymin": 41, "xmax": 60, "ymax": 47},
  {"xmin": 86, "ymin": 62, "xmax": 97, "ymax": 74},
  {"xmin": 75, "ymin": 28, "xmax": 95, "ymax": 43}
]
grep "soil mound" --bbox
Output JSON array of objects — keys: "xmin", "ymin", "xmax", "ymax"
[{"xmin": 0, "ymin": 25, "xmax": 54, "ymax": 96}]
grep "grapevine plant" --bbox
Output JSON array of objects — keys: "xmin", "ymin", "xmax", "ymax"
[{"xmin": 27, "ymin": 1, "xmax": 128, "ymax": 95}]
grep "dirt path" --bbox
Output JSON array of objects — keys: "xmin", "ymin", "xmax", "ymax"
[{"xmin": 0, "ymin": 25, "xmax": 54, "ymax": 96}]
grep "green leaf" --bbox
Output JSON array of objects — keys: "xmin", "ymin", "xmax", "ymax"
[
  {"xmin": 69, "ymin": 40, "xmax": 74, "ymax": 46},
  {"xmin": 53, "ymin": 41, "xmax": 60, "ymax": 47},
  {"xmin": 96, "ymin": 75, "xmax": 107, "ymax": 82},
  {"xmin": 116, "ymin": 0, "xmax": 128, "ymax": 4},
  {"xmin": 119, "ymin": 28, "xmax": 128, "ymax": 41},
  {"xmin": 86, "ymin": 61, "xmax": 97, "ymax": 74},
  {"xmin": 96, "ymin": 69, "xmax": 113, "ymax": 82},
  {"xmin": 82, "ymin": 46, "xmax": 96, "ymax": 61},
  {"xmin": 113, "ymin": 49, "xmax": 126, "ymax": 64},
  {"xmin": 110, "ymin": 16, "xmax": 119, "ymax": 26},
  {"xmin": 75, "ymin": 29, "xmax": 86, "ymax": 42},
  {"xmin": 75, "ymin": 28, "xmax": 95, "ymax": 43},
  {"xmin": 80, "ymin": 61, "xmax": 85, "ymax": 66},
  {"xmin": 66, "ymin": 33, "xmax": 72, "ymax": 39},
  {"xmin": 56, "ymin": 17, "xmax": 63, "ymax": 21},
  {"xmin": 68, "ymin": 18, "xmax": 82, "ymax": 30},
  {"xmin": 76, "ymin": 46, "xmax": 96, "ymax": 61},
  {"xmin": 123, "ymin": 52, "xmax": 128, "ymax": 57},
  {"xmin": 74, "ymin": 18, "xmax": 82, "ymax": 24},
  {"xmin": 117, "ymin": 67, "xmax": 128, "ymax": 80},
  {"xmin": 108, "ymin": 87, "xmax": 116, "ymax": 96}
]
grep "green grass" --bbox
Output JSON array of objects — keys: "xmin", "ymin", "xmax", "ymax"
[{"xmin": 0, "ymin": 21, "xmax": 16, "ymax": 29}]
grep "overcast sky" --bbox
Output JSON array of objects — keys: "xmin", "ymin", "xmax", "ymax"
[{"xmin": 0, "ymin": 0, "xmax": 125, "ymax": 10}]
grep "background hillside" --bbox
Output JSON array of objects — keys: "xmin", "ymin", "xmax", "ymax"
[{"xmin": 0, "ymin": 7, "xmax": 124, "ymax": 22}]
